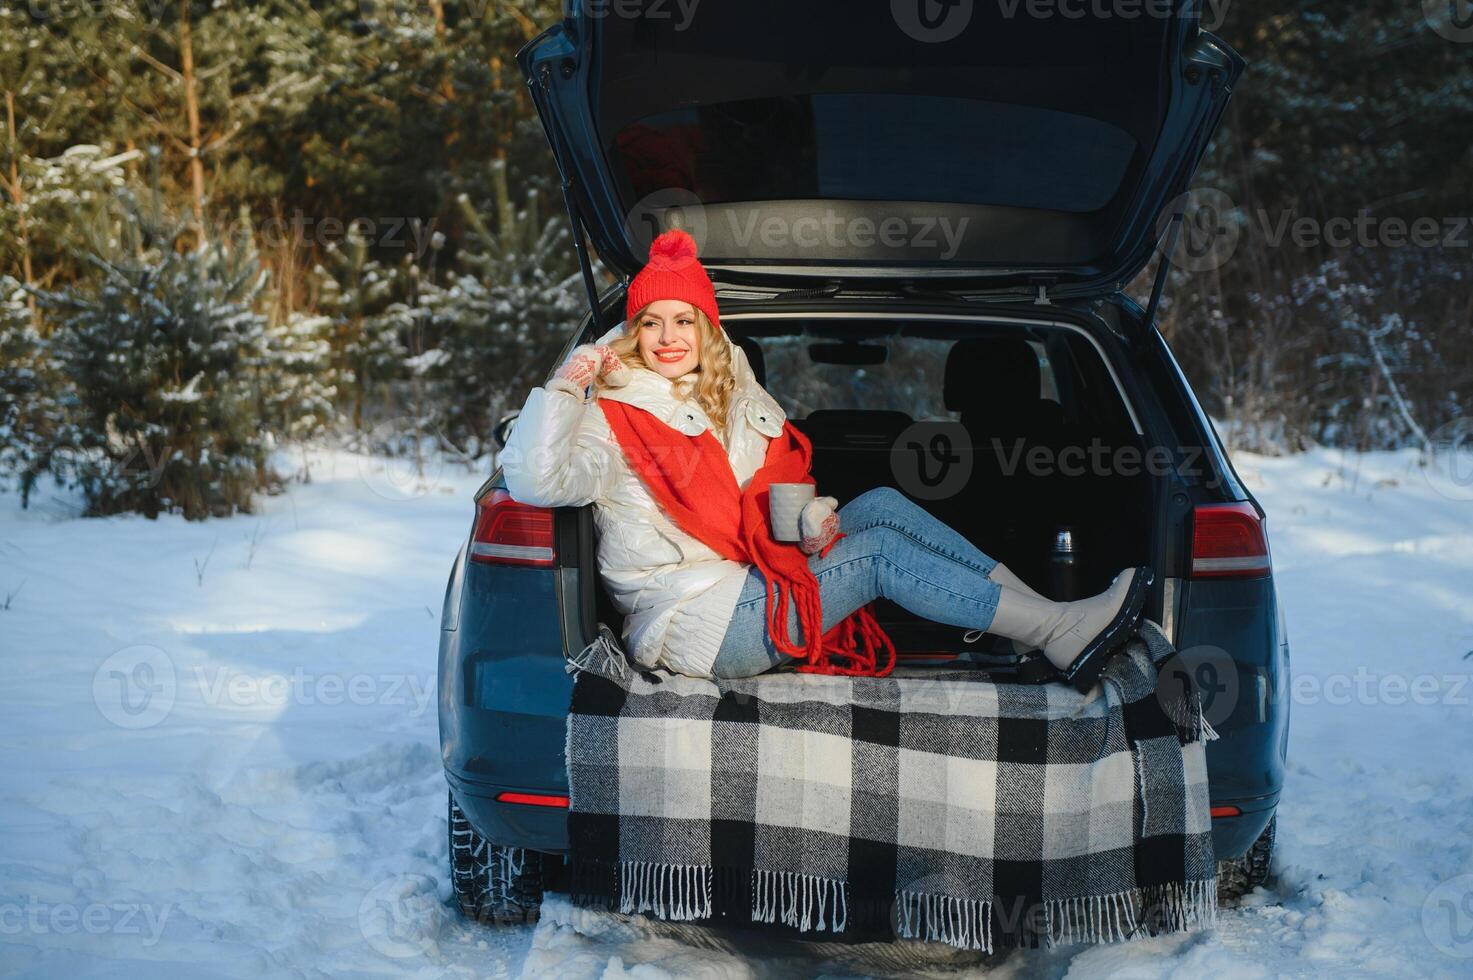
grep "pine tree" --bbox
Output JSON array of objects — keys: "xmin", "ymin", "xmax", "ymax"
[
  {"xmin": 259, "ymin": 310, "xmax": 341, "ymax": 442},
  {"xmin": 422, "ymin": 159, "xmax": 585, "ymax": 454},
  {"xmin": 0, "ymin": 274, "xmax": 68, "ymax": 504},
  {"xmin": 0, "ymin": 143, "xmax": 140, "ymax": 296},
  {"xmin": 36, "ymin": 184, "xmax": 278, "ymax": 519},
  {"xmin": 1150, "ymin": 1, "xmax": 1473, "ymax": 451},
  {"xmin": 307, "ymin": 227, "xmax": 418, "ymax": 430}
]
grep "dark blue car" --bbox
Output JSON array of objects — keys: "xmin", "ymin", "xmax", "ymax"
[{"xmin": 440, "ymin": 0, "xmax": 1285, "ymax": 928}]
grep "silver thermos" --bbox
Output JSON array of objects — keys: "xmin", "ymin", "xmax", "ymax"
[{"xmin": 1049, "ymin": 526, "xmax": 1079, "ymax": 601}]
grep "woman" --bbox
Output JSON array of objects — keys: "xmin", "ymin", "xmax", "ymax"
[{"xmin": 501, "ymin": 230, "xmax": 1151, "ymax": 689}]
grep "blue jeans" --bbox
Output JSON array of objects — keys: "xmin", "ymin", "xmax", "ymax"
[{"xmin": 709, "ymin": 486, "xmax": 1003, "ymax": 679}]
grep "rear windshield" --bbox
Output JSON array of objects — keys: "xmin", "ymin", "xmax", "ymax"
[
  {"xmin": 742, "ymin": 326, "xmax": 1135, "ymax": 435},
  {"xmin": 611, "ymin": 95, "xmax": 1138, "ymax": 215}
]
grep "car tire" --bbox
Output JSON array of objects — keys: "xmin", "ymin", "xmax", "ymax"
[
  {"xmin": 448, "ymin": 791, "xmax": 544, "ymax": 925},
  {"xmin": 1216, "ymin": 814, "xmax": 1275, "ymax": 903}
]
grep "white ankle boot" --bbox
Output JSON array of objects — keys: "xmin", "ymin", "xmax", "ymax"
[
  {"xmin": 986, "ymin": 568, "xmax": 1144, "ymax": 674},
  {"xmin": 985, "ymin": 562, "xmax": 1047, "ymax": 601},
  {"xmin": 964, "ymin": 563, "xmax": 1051, "ymax": 655}
]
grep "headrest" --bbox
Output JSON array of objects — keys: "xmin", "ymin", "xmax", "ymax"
[
  {"xmin": 943, "ymin": 337, "xmax": 1042, "ymax": 413},
  {"xmin": 734, "ymin": 335, "xmax": 766, "ymax": 387}
]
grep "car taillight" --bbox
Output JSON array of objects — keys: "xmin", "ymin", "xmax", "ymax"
[
  {"xmin": 1191, "ymin": 502, "xmax": 1271, "ymax": 579},
  {"xmin": 470, "ymin": 489, "xmax": 556, "ymax": 567},
  {"xmin": 1210, "ymin": 805, "xmax": 1242, "ymax": 818},
  {"xmin": 496, "ymin": 791, "xmax": 569, "ymax": 808}
]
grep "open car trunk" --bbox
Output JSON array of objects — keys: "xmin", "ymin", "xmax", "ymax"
[
  {"xmin": 587, "ymin": 310, "xmax": 1156, "ymax": 669},
  {"xmin": 520, "ymin": 0, "xmax": 1242, "ymax": 297}
]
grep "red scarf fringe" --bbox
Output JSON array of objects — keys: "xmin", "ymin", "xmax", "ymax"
[{"xmin": 598, "ymin": 398, "xmax": 895, "ymax": 677}]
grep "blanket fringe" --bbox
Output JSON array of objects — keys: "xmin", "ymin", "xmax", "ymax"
[
  {"xmin": 895, "ymin": 890, "xmax": 992, "ymax": 952},
  {"xmin": 1164, "ymin": 690, "xmax": 1220, "ymax": 744},
  {"xmin": 1200, "ymin": 713, "xmax": 1220, "ymax": 741},
  {"xmin": 618, "ymin": 860, "xmax": 712, "ymax": 921},
  {"xmin": 751, "ymin": 869, "xmax": 848, "ymax": 932},
  {"xmin": 891, "ymin": 879, "xmax": 1219, "ymax": 953},
  {"xmin": 565, "ymin": 624, "xmax": 629, "ymax": 681},
  {"xmin": 1044, "ymin": 879, "xmax": 1218, "ymax": 947}
]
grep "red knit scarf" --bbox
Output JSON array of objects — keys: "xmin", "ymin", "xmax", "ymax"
[{"xmin": 598, "ymin": 397, "xmax": 895, "ymax": 677}]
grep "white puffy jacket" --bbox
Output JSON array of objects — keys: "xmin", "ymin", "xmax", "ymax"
[{"xmin": 499, "ymin": 326, "xmax": 788, "ymax": 677}]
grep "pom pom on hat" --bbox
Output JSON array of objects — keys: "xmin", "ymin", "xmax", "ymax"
[
  {"xmin": 625, "ymin": 228, "xmax": 721, "ymax": 331},
  {"xmin": 644, "ymin": 228, "xmax": 700, "ymax": 270}
]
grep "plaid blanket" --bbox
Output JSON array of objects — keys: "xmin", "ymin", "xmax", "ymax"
[{"xmin": 563, "ymin": 620, "xmax": 1218, "ymax": 952}]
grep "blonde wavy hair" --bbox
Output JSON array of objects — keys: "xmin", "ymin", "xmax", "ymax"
[{"xmin": 593, "ymin": 303, "xmax": 738, "ymax": 432}]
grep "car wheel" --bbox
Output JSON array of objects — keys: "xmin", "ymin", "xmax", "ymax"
[
  {"xmin": 448, "ymin": 791, "xmax": 544, "ymax": 925},
  {"xmin": 1216, "ymin": 814, "xmax": 1275, "ymax": 903}
]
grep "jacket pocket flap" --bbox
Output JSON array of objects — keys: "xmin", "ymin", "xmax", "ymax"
[
  {"xmin": 665, "ymin": 402, "xmax": 710, "ymax": 436},
  {"xmin": 744, "ymin": 397, "xmax": 786, "ymax": 438}
]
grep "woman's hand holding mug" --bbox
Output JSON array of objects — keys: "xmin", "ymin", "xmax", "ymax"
[
  {"xmin": 769, "ymin": 484, "xmax": 839, "ymax": 554},
  {"xmin": 798, "ymin": 495, "xmax": 840, "ymax": 555}
]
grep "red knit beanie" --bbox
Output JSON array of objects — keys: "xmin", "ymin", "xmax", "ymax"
[{"xmin": 625, "ymin": 229, "xmax": 721, "ymax": 332}]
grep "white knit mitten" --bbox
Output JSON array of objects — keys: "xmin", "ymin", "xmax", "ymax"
[
  {"xmin": 548, "ymin": 344, "xmax": 631, "ymax": 398},
  {"xmin": 798, "ymin": 495, "xmax": 840, "ymax": 555}
]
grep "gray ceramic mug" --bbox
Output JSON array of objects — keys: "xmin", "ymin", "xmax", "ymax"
[{"xmin": 768, "ymin": 482, "xmax": 815, "ymax": 541}]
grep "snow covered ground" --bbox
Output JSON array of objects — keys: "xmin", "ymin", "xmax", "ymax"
[{"xmin": 2, "ymin": 444, "xmax": 1471, "ymax": 978}]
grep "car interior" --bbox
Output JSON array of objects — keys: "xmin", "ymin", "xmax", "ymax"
[{"xmin": 589, "ymin": 319, "xmax": 1154, "ymax": 665}]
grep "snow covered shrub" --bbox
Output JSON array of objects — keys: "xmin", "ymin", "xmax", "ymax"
[
  {"xmin": 256, "ymin": 311, "xmax": 340, "ymax": 443},
  {"xmin": 418, "ymin": 174, "xmax": 583, "ymax": 455},
  {"xmin": 307, "ymin": 231, "xmax": 415, "ymax": 431},
  {"xmin": 37, "ymin": 192, "xmax": 280, "ymax": 519},
  {"xmin": 1157, "ymin": 246, "xmax": 1467, "ymax": 456},
  {"xmin": 0, "ymin": 145, "xmax": 135, "ymax": 300},
  {"xmin": 0, "ymin": 277, "xmax": 70, "ymax": 505}
]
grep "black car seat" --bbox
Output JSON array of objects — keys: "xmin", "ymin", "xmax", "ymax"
[
  {"xmin": 942, "ymin": 337, "xmax": 1065, "ymax": 436},
  {"xmin": 939, "ymin": 337, "xmax": 1067, "ymax": 590},
  {"xmin": 797, "ymin": 409, "xmax": 913, "ymax": 505},
  {"xmin": 734, "ymin": 335, "xmax": 766, "ymax": 386}
]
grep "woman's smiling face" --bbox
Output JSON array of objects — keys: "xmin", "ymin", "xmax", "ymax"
[{"xmin": 635, "ymin": 300, "xmax": 701, "ymax": 379}]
